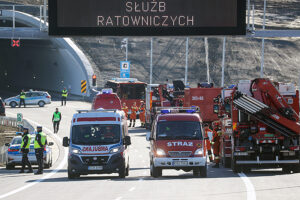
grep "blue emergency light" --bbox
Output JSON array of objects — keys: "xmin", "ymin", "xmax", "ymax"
[
  {"xmin": 102, "ymin": 88, "xmax": 113, "ymax": 94},
  {"xmin": 161, "ymin": 109, "xmax": 171, "ymax": 114},
  {"xmin": 186, "ymin": 109, "xmax": 196, "ymax": 113}
]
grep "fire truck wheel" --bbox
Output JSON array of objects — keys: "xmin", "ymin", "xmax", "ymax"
[
  {"xmin": 223, "ymin": 157, "xmax": 231, "ymax": 168},
  {"xmin": 231, "ymin": 157, "xmax": 241, "ymax": 173},
  {"xmin": 150, "ymin": 162, "xmax": 162, "ymax": 178},
  {"xmin": 282, "ymin": 166, "xmax": 292, "ymax": 174},
  {"xmin": 199, "ymin": 164, "xmax": 207, "ymax": 178}
]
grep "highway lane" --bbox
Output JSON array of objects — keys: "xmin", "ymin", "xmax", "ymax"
[{"xmin": 0, "ymin": 101, "xmax": 299, "ymax": 200}]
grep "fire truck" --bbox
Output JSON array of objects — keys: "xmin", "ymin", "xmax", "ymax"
[
  {"xmin": 105, "ymin": 78, "xmax": 147, "ymax": 114},
  {"xmin": 214, "ymin": 78, "xmax": 300, "ymax": 173},
  {"xmin": 146, "ymin": 107, "xmax": 207, "ymax": 177}
]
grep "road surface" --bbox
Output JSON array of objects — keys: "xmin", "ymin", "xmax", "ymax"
[{"xmin": 1, "ymin": 101, "xmax": 300, "ymax": 200}]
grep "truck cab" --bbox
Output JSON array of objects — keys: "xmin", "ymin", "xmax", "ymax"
[
  {"xmin": 63, "ymin": 109, "xmax": 131, "ymax": 179},
  {"xmin": 147, "ymin": 107, "xmax": 207, "ymax": 177}
]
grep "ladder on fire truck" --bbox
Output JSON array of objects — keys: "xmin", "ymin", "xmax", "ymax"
[{"xmin": 233, "ymin": 93, "xmax": 300, "ymax": 138}]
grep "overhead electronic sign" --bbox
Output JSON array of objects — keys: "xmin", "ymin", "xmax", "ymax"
[{"xmin": 49, "ymin": 0, "xmax": 246, "ymax": 36}]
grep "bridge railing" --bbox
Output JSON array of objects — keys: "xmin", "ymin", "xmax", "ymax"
[{"xmin": 0, "ymin": 4, "xmax": 48, "ymax": 31}]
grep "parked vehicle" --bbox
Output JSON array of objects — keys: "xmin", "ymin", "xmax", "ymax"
[
  {"xmin": 0, "ymin": 97, "xmax": 5, "ymax": 116},
  {"xmin": 63, "ymin": 109, "xmax": 131, "ymax": 179},
  {"xmin": 147, "ymin": 107, "xmax": 207, "ymax": 178},
  {"xmin": 214, "ymin": 78, "xmax": 300, "ymax": 173},
  {"xmin": 91, "ymin": 89, "xmax": 122, "ymax": 110},
  {"xmin": 4, "ymin": 90, "xmax": 51, "ymax": 108},
  {"xmin": 5, "ymin": 133, "xmax": 53, "ymax": 169}
]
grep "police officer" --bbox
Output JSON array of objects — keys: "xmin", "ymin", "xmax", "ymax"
[
  {"xmin": 52, "ymin": 108, "xmax": 62, "ymax": 133},
  {"xmin": 34, "ymin": 126, "xmax": 47, "ymax": 175},
  {"xmin": 61, "ymin": 87, "xmax": 68, "ymax": 106},
  {"xmin": 19, "ymin": 90, "xmax": 26, "ymax": 108},
  {"xmin": 19, "ymin": 128, "xmax": 33, "ymax": 173}
]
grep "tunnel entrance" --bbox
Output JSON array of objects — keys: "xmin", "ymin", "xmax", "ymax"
[{"xmin": 0, "ymin": 38, "xmax": 92, "ymax": 97}]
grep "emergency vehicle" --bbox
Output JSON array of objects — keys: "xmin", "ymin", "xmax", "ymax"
[
  {"xmin": 147, "ymin": 107, "xmax": 207, "ymax": 177},
  {"xmin": 92, "ymin": 89, "xmax": 122, "ymax": 110},
  {"xmin": 105, "ymin": 78, "xmax": 147, "ymax": 112},
  {"xmin": 63, "ymin": 109, "xmax": 131, "ymax": 179}
]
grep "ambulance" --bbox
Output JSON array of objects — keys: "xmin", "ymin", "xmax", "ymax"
[
  {"xmin": 146, "ymin": 107, "xmax": 207, "ymax": 177},
  {"xmin": 63, "ymin": 109, "xmax": 131, "ymax": 179}
]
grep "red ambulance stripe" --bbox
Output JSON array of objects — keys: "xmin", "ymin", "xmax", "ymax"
[{"xmin": 77, "ymin": 117, "xmax": 116, "ymax": 122}]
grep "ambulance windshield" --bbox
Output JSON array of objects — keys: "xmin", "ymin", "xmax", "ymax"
[
  {"xmin": 72, "ymin": 124, "xmax": 120, "ymax": 145},
  {"xmin": 157, "ymin": 121, "xmax": 202, "ymax": 140}
]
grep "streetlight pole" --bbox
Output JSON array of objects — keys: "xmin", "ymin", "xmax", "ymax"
[
  {"xmin": 185, "ymin": 37, "xmax": 189, "ymax": 86},
  {"xmin": 150, "ymin": 38, "xmax": 153, "ymax": 84},
  {"xmin": 205, "ymin": 37, "xmax": 210, "ymax": 83},
  {"xmin": 260, "ymin": 0, "xmax": 267, "ymax": 78},
  {"xmin": 221, "ymin": 37, "xmax": 226, "ymax": 99}
]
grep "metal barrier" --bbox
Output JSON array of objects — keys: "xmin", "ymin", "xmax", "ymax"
[
  {"xmin": 0, "ymin": 4, "xmax": 48, "ymax": 31},
  {"xmin": 0, "ymin": 116, "xmax": 18, "ymax": 128}
]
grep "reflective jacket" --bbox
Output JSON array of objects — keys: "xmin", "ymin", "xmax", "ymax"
[
  {"xmin": 21, "ymin": 134, "xmax": 31, "ymax": 149},
  {"xmin": 34, "ymin": 132, "xmax": 47, "ymax": 149},
  {"xmin": 62, "ymin": 90, "xmax": 68, "ymax": 97}
]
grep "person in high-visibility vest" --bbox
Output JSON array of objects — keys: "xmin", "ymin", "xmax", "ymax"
[
  {"xmin": 61, "ymin": 88, "xmax": 68, "ymax": 106},
  {"xmin": 19, "ymin": 90, "xmax": 26, "ymax": 108},
  {"xmin": 203, "ymin": 124, "xmax": 213, "ymax": 162},
  {"xmin": 122, "ymin": 102, "xmax": 129, "ymax": 119},
  {"xmin": 129, "ymin": 102, "xmax": 138, "ymax": 127},
  {"xmin": 139, "ymin": 101, "xmax": 146, "ymax": 128},
  {"xmin": 52, "ymin": 108, "xmax": 62, "ymax": 133},
  {"xmin": 19, "ymin": 128, "xmax": 33, "ymax": 173},
  {"xmin": 34, "ymin": 126, "xmax": 47, "ymax": 175}
]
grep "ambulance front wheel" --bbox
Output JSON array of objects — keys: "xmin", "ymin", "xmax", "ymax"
[
  {"xmin": 199, "ymin": 163, "xmax": 207, "ymax": 178},
  {"xmin": 68, "ymin": 168, "xmax": 80, "ymax": 179}
]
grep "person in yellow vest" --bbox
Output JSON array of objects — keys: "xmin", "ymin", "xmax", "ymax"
[
  {"xmin": 52, "ymin": 108, "xmax": 62, "ymax": 133},
  {"xmin": 19, "ymin": 89, "xmax": 26, "ymax": 108},
  {"xmin": 34, "ymin": 126, "xmax": 47, "ymax": 175},
  {"xmin": 19, "ymin": 128, "xmax": 33, "ymax": 173},
  {"xmin": 61, "ymin": 88, "xmax": 68, "ymax": 106},
  {"xmin": 129, "ymin": 102, "xmax": 138, "ymax": 127}
]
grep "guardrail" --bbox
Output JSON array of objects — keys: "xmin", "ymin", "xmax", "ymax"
[
  {"xmin": 0, "ymin": 145, "xmax": 8, "ymax": 166},
  {"xmin": 0, "ymin": 116, "xmax": 18, "ymax": 127}
]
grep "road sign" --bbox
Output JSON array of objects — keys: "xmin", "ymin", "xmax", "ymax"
[
  {"xmin": 49, "ymin": 0, "xmax": 246, "ymax": 36},
  {"xmin": 11, "ymin": 39, "xmax": 20, "ymax": 47},
  {"xmin": 17, "ymin": 113, "xmax": 23, "ymax": 123},
  {"xmin": 120, "ymin": 61, "xmax": 130, "ymax": 78},
  {"xmin": 81, "ymin": 80, "xmax": 87, "ymax": 93}
]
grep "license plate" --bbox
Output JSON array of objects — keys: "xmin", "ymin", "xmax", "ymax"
[
  {"xmin": 173, "ymin": 161, "xmax": 188, "ymax": 166},
  {"xmin": 88, "ymin": 166, "xmax": 103, "ymax": 170}
]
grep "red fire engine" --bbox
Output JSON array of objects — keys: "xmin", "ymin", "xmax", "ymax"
[
  {"xmin": 214, "ymin": 78, "xmax": 300, "ymax": 173},
  {"xmin": 105, "ymin": 78, "xmax": 147, "ymax": 114}
]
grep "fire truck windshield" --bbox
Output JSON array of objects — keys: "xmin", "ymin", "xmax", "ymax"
[
  {"xmin": 157, "ymin": 121, "xmax": 202, "ymax": 140},
  {"xmin": 120, "ymin": 84, "xmax": 145, "ymax": 100},
  {"xmin": 72, "ymin": 124, "xmax": 120, "ymax": 145}
]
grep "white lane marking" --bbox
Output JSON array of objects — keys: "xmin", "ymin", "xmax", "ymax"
[
  {"xmin": 0, "ymin": 113, "xmax": 67, "ymax": 200},
  {"xmin": 129, "ymin": 187, "xmax": 136, "ymax": 192},
  {"xmin": 115, "ymin": 197, "xmax": 123, "ymax": 200},
  {"xmin": 238, "ymin": 173, "xmax": 256, "ymax": 200}
]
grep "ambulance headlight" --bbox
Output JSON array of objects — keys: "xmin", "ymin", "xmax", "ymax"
[
  {"xmin": 71, "ymin": 148, "xmax": 81, "ymax": 154},
  {"xmin": 110, "ymin": 147, "xmax": 121, "ymax": 154},
  {"xmin": 156, "ymin": 148, "xmax": 166, "ymax": 156},
  {"xmin": 194, "ymin": 148, "xmax": 204, "ymax": 156}
]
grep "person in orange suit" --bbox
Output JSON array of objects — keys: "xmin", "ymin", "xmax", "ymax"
[
  {"xmin": 139, "ymin": 101, "xmax": 146, "ymax": 128},
  {"xmin": 212, "ymin": 125, "xmax": 221, "ymax": 168},
  {"xmin": 122, "ymin": 102, "xmax": 129, "ymax": 119},
  {"xmin": 129, "ymin": 102, "xmax": 138, "ymax": 127},
  {"xmin": 203, "ymin": 124, "xmax": 213, "ymax": 162}
]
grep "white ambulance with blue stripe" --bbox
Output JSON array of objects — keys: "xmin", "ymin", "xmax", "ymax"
[{"xmin": 63, "ymin": 109, "xmax": 131, "ymax": 179}]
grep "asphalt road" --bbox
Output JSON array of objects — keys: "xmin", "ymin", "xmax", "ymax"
[{"xmin": 1, "ymin": 101, "xmax": 300, "ymax": 200}]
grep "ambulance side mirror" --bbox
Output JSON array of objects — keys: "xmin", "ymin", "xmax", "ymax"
[
  {"xmin": 63, "ymin": 137, "xmax": 69, "ymax": 147},
  {"xmin": 124, "ymin": 136, "xmax": 131, "ymax": 146},
  {"xmin": 48, "ymin": 142, "xmax": 54, "ymax": 146}
]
